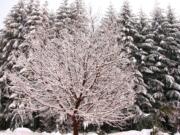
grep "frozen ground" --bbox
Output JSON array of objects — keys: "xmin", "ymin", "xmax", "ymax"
[{"xmin": 0, "ymin": 128, "xmax": 179, "ymax": 135}]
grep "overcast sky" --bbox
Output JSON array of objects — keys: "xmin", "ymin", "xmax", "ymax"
[{"xmin": 0, "ymin": 0, "xmax": 180, "ymax": 28}]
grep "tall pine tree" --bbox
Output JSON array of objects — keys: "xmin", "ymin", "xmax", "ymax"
[
  {"xmin": 117, "ymin": 0, "xmax": 137, "ymax": 53},
  {"xmin": 133, "ymin": 10, "xmax": 153, "ymax": 116},
  {"xmin": 134, "ymin": 5, "xmax": 180, "ymax": 130},
  {"xmin": 0, "ymin": 0, "xmax": 27, "ymax": 129},
  {"xmin": 55, "ymin": 0, "xmax": 72, "ymax": 35},
  {"xmin": 100, "ymin": 4, "xmax": 117, "ymax": 32},
  {"xmin": 25, "ymin": 0, "xmax": 49, "ymax": 32},
  {"xmin": 69, "ymin": 0, "xmax": 88, "ymax": 33},
  {"xmin": 117, "ymin": 0, "xmax": 140, "ymax": 130},
  {"xmin": 0, "ymin": 0, "xmax": 50, "ymax": 130}
]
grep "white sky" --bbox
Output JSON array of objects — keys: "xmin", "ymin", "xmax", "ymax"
[{"xmin": 0, "ymin": 0, "xmax": 180, "ymax": 28}]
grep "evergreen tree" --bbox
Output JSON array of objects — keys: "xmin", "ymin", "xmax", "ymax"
[
  {"xmin": 161, "ymin": 6, "xmax": 180, "ymax": 129},
  {"xmin": 117, "ymin": 0, "xmax": 137, "ymax": 55},
  {"xmin": 49, "ymin": 12, "xmax": 56, "ymax": 29},
  {"xmin": 0, "ymin": 0, "xmax": 50, "ymax": 130},
  {"xmin": 100, "ymin": 4, "xmax": 117, "ymax": 32},
  {"xmin": 25, "ymin": 0, "xmax": 49, "ymax": 32},
  {"xmin": 96, "ymin": 3, "xmax": 118, "ymax": 42},
  {"xmin": 138, "ymin": 5, "xmax": 166, "ymax": 113},
  {"xmin": 70, "ymin": 0, "xmax": 88, "ymax": 33},
  {"xmin": 136, "ymin": 6, "xmax": 169, "ymax": 129},
  {"xmin": 0, "ymin": 0, "xmax": 26, "ymax": 66},
  {"xmin": 0, "ymin": 0, "xmax": 27, "ymax": 130},
  {"xmin": 151, "ymin": 4, "xmax": 180, "ymax": 122},
  {"xmin": 166, "ymin": 6, "xmax": 176, "ymax": 24},
  {"xmin": 55, "ymin": 0, "xmax": 88, "ymax": 36},
  {"xmin": 134, "ymin": 5, "xmax": 180, "ymax": 131},
  {"xmin": 55, "ymin": 0, "xmax": 72, "ymax": 34},
  {"xmin": 117, "ymin": 0, "xmax": 140, "ymax": 130},
  {"xmin": 133, "ymin": 10, "xmax": 153, "ymax": 115},
  {"xmin": 41, "ymin": 0, "xmax": 50, "ymax": 28}
]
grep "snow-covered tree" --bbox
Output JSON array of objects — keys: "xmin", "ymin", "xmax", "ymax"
[
  {"xmin": 116, "ymin": 1, "xmax": 140, "ymax": 129},
  {"xmin": 0, "ymin": 0, "xmax": 51, "ymax": 130},
  {"xmin": 69, "ymin": 0, "xmax": 89, "ymax": 33},
  {"xmin": 0, "ymin": 0, "xmax": 27, "ymax": 129},
  {"xmin": 0, "ymin": 29, "xmax": 3, "ymax": 123},
  {"xmin": 151, "ymin": 4, "xmax": 180, "ymax": 120},
  {"xmin": 134, "ymin": 5, "xmax": 180, "ymax": 130},
  {"xmin": 55, "ymin": 0, "xmax": 72, "ymax": 35},
  {"xmin": 134, "ymin": 6, "xmax": 168, "ymax": 129},
  {"xmin": 49, "ymin": 12, "xmax": 55, "ymax": 28},
  {"xmin": 133, "ymin": 10, "xmax": 151, "ymax": 115},
  {"xmin": 96, "ymin": 4, "xmax": 118, "ymax": 50},
  {"xmin": 88, "ymin": 7, "xmax": 98, "ymax": 34},
  {"xmin": 100, "ymin": 4, "xmax": 117, "ymax": 32},
  {"xmin": 166, "ymin": 5, "xmax": 176, "ymax": 25},
  {"xmin": 134, "ymin": 10, "xmax": 150, "ymax": 43},
  {"xmin": 55, "ymin": 0, "xmax": 88, "ymax": 36},
  {"xmin": 25, "ymin": 0, "xmax": 49, "ymax": 33},
  {"xmin": 0, "ymin": 0, "xmax": 26, "ymax": 65},
  {"xmin": 161, "ymin": 6, "xmax": 180, "ymax": 129},
  {"xmin": 41, "ymin": 0, "xmax": 50, "ymax": 28},
  {"xmin": 117, "ymin": 0, "xmax": 137, "ymax": 53},
  {"xmin": 6, "ymin": 26, "xmax": 135, "ymax": 135},
  {"xmin": 137, "ymin": 6, "xmax": 166, "ymax": 114}
]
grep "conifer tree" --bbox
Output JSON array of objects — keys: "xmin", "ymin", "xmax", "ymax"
[
  {"xmin": 55, "ymin": 0, "xmax": 88, "ymax": 36},
  {"xmin": 25, "ymin": 0, "xmax": 48, "ymax": 32},
  {"xmin": 0, "ymin": 0, "xmax": 50, "ymax": 130},
  {"xmin": 55, "ymin": 0, "xmax": 72, "ymax": 34},
  {"xmin": 97, "ymin": 4, "xmax": 118, "ymax": 41},
  {"xmin": 41, "ymin": 0, "xmax": 50, "ymax": 28},
  {"xmin": 140, "ymin": 6, "xmax": 166, "ymax": 113},
  {"xmin": 70, "ymin": 0, "xmax": 89, "ymax": 33},
  {"xmin": 133, "ymin": 10, "xmax": 153, "ymax": 116},
  {"xmin": 100, "ymin": 4, "xmax": 117, "ymax": 31},
  {"xmin": 161, "ymin": 6, "xmax": 180, "ymax": 129},
  {"xmin": 0, "ymin": 0, "xmax": 27, "ymax": 129},
  {"xmin": 49, "ymin": 12, "xmax": 56, "ymax": 28},
  {"xmin": 117, "ymin": 0, "xmax": 138, "ymax": 56},
  {"xmin": 134, "ymin": 5, "xmax": 180, "ymax": 130},
  {"xmin": 0, "ymin": 0, "xmax": 26, "ymax": 66},
  {"xmin": 136, "ymin": 6, "xmax": 169, "ymax": 129},
  {"xmin": 116, "ymin": 1, "xmax": 140, "ymax": 130}
]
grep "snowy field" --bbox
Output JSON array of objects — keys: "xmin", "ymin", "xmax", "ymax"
[{"xmin": 0, "ymin": 128, "xmax": 179, "ymax": 135}]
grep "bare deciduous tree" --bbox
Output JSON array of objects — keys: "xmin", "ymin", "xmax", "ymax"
[{"xmin": 6, "ymin": 28, "xmax": 135, "ymax": 135}]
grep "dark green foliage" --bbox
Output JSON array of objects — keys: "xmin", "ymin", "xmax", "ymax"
[
  {"xmin": 0, "ymin": 0, "xmax": 50, "ymax": 130},
  {"xmin": 133, "ymin": 5, "xmax": 180, "ymax": 131},
  {"xmin": 55, "ymin": 0, "xmax": 88, "ymax": 36},
  {"xmin": 0, "ymin": 0, "xmax": 27, "ymax": 130},
  {"xmin": 117, "ymin": 0, "xmax": 137, "ymax": 52}
]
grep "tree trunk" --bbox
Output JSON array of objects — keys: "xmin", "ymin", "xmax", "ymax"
[{"xmin": 73, "ymin": 118, "xmax": 79, "ymax": 135}]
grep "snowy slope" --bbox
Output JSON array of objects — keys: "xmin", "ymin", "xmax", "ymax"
[{"xmin": 0, "ymin": 128, "xmax": 179, "ymax": 135}]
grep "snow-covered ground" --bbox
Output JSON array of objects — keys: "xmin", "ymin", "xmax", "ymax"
[{"xmin": 0, "ymin": 128, "xmax": 179, "ymax": 135}]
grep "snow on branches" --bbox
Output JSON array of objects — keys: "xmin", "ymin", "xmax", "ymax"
[{"xmin": 6, "ymin": 27, "xmax": 135, "ymax": 133}]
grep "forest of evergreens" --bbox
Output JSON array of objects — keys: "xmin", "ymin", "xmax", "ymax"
[{"xmin": 0, "ymin": 0, "xmax": 180, "ymax": 134}]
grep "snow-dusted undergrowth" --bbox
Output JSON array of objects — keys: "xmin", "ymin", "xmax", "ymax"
[{"xmin": 0, "ymin": 128, "xmax": 179, "ymax": 135}]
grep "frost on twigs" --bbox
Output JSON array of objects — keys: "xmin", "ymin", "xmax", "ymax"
[{"xmin": 7, "ymin": 27, "xmax": 135, "ymax": 129}]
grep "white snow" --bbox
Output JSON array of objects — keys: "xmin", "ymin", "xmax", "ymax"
[
  {"xmin": 83, "ymin": 121, "xmax": 89, "ymax": 130},
  {"xmin": 0, "ymin": 129, "xmax": 12, "ymax": 135},
  {"xmin": 0, "ymin": 128, "xmax": 175, "ymax": 135},
  {"xmin": 109, "ymin": 129, "xmax": 152, "ymax": 135},
  {"xmin": 14, "ymin": 128, "xmax": 33, "ymax": 135}
]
